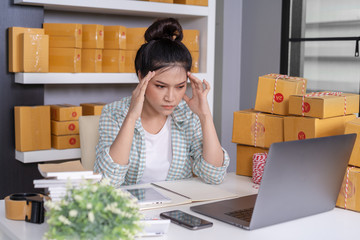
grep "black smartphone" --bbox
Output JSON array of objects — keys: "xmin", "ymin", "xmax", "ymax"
[{"xmin": 160, "ymin": 210, "xmax": 213, "ymax": 230}]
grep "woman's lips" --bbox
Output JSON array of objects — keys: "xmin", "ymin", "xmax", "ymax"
[{"xmin": 162, "ymin": 105, "xmax": 174, "ymax": 110}]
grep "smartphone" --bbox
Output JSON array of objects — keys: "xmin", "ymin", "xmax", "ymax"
[{"xmin": 160, "ymin": 210, "xmax": 213, "ymax": 230}]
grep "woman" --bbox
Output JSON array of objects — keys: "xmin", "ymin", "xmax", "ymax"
[{"xmin": 94, "ymin": 18, "xmax": 229, "ymax": 187}]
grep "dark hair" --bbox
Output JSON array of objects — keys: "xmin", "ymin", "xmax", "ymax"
[{"xmin": 135, "ymin": 18, "xmax": 192, "ymax": 78}]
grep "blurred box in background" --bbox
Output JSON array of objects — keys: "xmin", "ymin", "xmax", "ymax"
[
  {"xmin": 104, "ymin": 25, "xmax": 126, "ymax": 50},
  {"xmin": 82, "ymin": 24, "xmax": 104, "ymax": 49},
  {"xmin": 43, "ymin": 23, "xmax": 82, "ymax": 48}
]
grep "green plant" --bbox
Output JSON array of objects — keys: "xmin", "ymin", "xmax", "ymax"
[{"xmin": 44, "ymin": 179, "xmax": 143, "ymax": 240}]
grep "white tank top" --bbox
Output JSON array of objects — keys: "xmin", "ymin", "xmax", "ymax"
[{"xmin": 139, "ymin": 116, "xmax": 173, "ymax": 184}]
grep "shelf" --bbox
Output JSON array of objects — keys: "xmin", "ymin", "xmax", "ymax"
[
  {"xmin": 14, "ymin": 0, "xmax": 209, "ymax": 17},
  {"xmin": 15, "ymin": 72, "xmax": 207, "ymax": 84},
  {"xmin": 15, "ymin": 148, "xmax": 81, "ymax": 163}
]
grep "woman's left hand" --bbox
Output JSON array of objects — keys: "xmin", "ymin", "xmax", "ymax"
[{"xmin": 183, "ymin": 72, "xmax": 212, "ymax": 119}]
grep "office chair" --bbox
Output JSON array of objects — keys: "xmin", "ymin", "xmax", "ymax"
[{"xmin": 79, "ymin": 115, "xmax": 100, "ymax": 170}]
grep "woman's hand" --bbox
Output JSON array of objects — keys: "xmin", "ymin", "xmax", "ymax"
[
  {"xmin": 183, "ymin": 72, "xmax": 212, "ymax": 119},
  {"xmin": 127, "ymin": 71, "xmax": 155, "ymax": 121}
]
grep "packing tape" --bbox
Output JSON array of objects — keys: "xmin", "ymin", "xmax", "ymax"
[{"xmin": 5, "ymin": 193, "xmax": 50, "ymax": 224}]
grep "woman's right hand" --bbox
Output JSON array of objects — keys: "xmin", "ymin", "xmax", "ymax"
[{"xmin": 127, "ymin": 71, "xmax": 155, "ymax": 121}]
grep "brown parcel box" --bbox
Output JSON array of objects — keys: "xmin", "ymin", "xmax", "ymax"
[
  {"xmin": 82, "ymin": 24, "xmax": 104, "ymax": 49},
  {"xmin": 236, "ymin": 145, "xmax": 268, "ymax": 177},
  {"xmin": 19, "ymin": 33, "xmax": 49, "ymax": 73},
  {"xmin": 15, "ymin": 106, "xmax": 51, "ymax": 152},
  {"xmin": 51, "ymin": 120, "xmax": 79, "ymax": 136},
  {"xmin": 43, "ymin": 23, "xmax": 82, "ymax": 48},
  {"xmin": 126, "ymin": 28, "xmax": 146, "ymax": 50},
  {"xmin": 104, "ymin": 25, "xmax": 126, "ymax": 50},
  {"xmin": 52, "ymin": 135, "xmax": 80, "ymax": 149},
  {"xmin": 50, "ymin": 105, "xmax": 82, "ymax": 121},
  {"xmin": 254, "ymin": 74, "xmax": 307, "ymax": 115},
  {"xmin": 345, "ymin": 118, "xmax": 360, "ymax": 167},
  {"xmin": 289, "ymin": 92, "xmax": 359, "ymax": 118},
  {"xmin": 102, "ymin": 50, "xmax": 125, "ymax": 72},
  {"xmin": 183, "ymin": 29, "xmax": 200, "ymax": 52},
  {"xmin": 284, "ymin": 114, "xmax": 356, "ymax": 141},
  {"xmin": 174, "ymin": 0, "xmax": 208, "ymax": 6},
  {"xmin": 336, "ymin": 166, "xmax": 360, "ymax": 212},
  {"xmin": 125, "ymin": 50, "xmax": 137, "ymax": 73},
  {"xmin": 232, "ymin": 110, "xmax": 284, "ymax": 148},
  {"xmin": 8, "ymin": 27, "xmax": 45, "ymax": 72},
  {"xmin": 80, "ymin": 103, "xmax": 106, "ymax": 116},
  {"xmin": 49, "ymin": 48, "xmax": 81, "ymax": 73},
  {"xmin": 81, "ymin": 49, "xmax": 102, "ymax": 73}
]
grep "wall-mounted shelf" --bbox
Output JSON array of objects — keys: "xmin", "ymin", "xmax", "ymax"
[
  {"xmin": 14, "ymin": 0, "xmax": 209, "ymax": 17},
  {"xmin": 15, "ymin": 73, "xmax": 207, "ymax": 84},
  {"xmin": 15, "ymin": 148, "xmax": 81, "ymax": 163}
]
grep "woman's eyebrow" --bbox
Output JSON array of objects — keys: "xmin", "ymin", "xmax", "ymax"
[{"xmin": 155, "ymin": 80, "xmax": 186, "ymax": 86}]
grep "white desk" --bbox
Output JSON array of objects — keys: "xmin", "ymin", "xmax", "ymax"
[{"xmin": 1, "ymin": 172, "xmax": 359, "ymax": 240}]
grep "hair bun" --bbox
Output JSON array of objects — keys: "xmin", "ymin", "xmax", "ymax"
[{"xmin": 145, "ymin": 18, "xmax": 183, "ymax": 42}]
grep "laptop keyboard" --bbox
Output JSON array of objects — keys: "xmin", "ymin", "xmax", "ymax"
[{"xmin": 225, "ymin": 207, "xmax": 254, "ymax": 222}]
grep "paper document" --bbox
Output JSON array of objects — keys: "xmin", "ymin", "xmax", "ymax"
[{"xmin": 151, "ymin": 177, "xmax": 239, "ymax": 202}]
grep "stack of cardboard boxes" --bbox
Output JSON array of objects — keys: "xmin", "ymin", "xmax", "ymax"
[
  {"xmin": 43, "ymin": 23, "xmax": 82, "ymax": 73},
  {"xmin": 103, "ymin": 25, "xmax": 127, "ymax": 73},
  {"xmin": 81, "ymin": 24, "xmax": 104, "ymax": 73},
  {"xmin": 50, "ymin": 105, "xmax": 82, "ymax": 149},
  {"xmin": 232, "ymin": 73, "xmax": 359, "ymax": 177},
  {"xmin": 183, "ymin": 29, "xmax": 200, "ymax": 73},
  {"xmin": 9, "ymin": 27, "xmax": 49, "ymax": 73}
]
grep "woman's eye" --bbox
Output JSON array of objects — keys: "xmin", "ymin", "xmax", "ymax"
[
  {"xmin": 177, "ymin": 85, "xmax": 185, "ymax": 89},
  {"xmin": 155, "ymin": 85, "xmax": 165, "ymax": 88}
]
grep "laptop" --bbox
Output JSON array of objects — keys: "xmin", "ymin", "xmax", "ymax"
[{"xmin": 190, "ymin": 134, "xmax": 356, "ymax": 230}]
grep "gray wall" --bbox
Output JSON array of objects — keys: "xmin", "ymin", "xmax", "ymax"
[{"xmin": 215, "ymin": 0, "xmax": 282, "ymax": 172}]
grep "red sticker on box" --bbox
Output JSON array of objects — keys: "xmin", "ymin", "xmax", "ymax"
[
  {"xmin": 303, "ymin": 102, "xmax": 310, "ymax": 113},
  {"xmin": 298, "ymin": 131, "xmax": 306, "ymax": 140},
  {"xmin": 69, "ymin": 138, "xmax": 76, "ymax": 145},
  {"xmin": 98, "ymin": 54, "xmax": 102, "ymax": 60},
  {"xmin": 78, "ymin": 29, "xmax": 82, "ymax": 35},
  {"xmin": 274, "ymin": 93, "xmax": 284, "ymax": 103},
  {"xmin": 99, "ymin": 30, "xmax": 103, "ymax": 36},
  {"xmin": 72, "ymin": 112, "xmax": 77, "ymax": 117},
  {"xmin": 68, "ymin": 123, "xmax": 76, "ymax": 131},
  {"xmin": 77, "ymin": 54, "xmax": 81, "ymax": 61}
]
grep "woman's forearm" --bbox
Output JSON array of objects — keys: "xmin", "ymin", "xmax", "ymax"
[
  {"xmin": 109, "ymin": 114, "xmax": 137, "ymax": 165},
  {"xmin": 199, "ymin": 114, "xmax": 224, "ymax": 167}
]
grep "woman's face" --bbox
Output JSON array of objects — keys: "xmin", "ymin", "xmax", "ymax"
[{"xmin": 143, "ymin": 66, "xmax": 187, "ymax": 116}]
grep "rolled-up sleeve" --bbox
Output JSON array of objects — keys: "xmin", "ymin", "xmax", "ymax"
[
  {"xmin": 94, "ymin": 105, "xmax": 129, "ymax": 188},
  {"xmin": 191, "ymin": 117, "xmax": 230, "ymax": 184}
]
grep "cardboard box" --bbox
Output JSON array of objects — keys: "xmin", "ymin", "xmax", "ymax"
[
  {"xmin": 19, "ymin": 33, "xmax": 49, "ymax": 72},
  {"xmin": 336, "ymin": 166, "xmax": 360, "ymax": 212},
  {"xmin": 125, "ymin": 50, "xmax": 137, "ymax": 73},
  {"xmin": 8, "ymin": 27, "xmax": 45, "ymax": 72},
  {"xmin": 191, "ymin": 51, "xmax": 199, "ymax": 73},
  {"xmin": 254, "ymin": 74, "xmax": 307, "ymax": 115},
  {"xmin": 14, "ymin": 106, "xmax": 51, "ymax": 152},
  {"xmin": 174, "ymin": 0, "xmax": 208, "ymax": 6},
  {"xmin": 126, "ymin": 28, "xmax": 146, "ymax": 50},
  {"xmin": 81, "ymin": 49, "xmax": 102, "ymax": 73},
  {"xmin": 104, "ymin": 25, "xmax": 126, "ymax": 50},
  {"xmin": 102, "ymin": 49, "xmax": 125, "ymax": 72},
  {"xmin": 49, "ymin": 48, "xmax": 81, "ymax": 73},
  {"xmin": 284, "ymin": 114, "xmax": 356, "ymax": 141},
  {"xmin": 82, "ymin": 24, "xmax": 104, "ymax": 49},
  {"xmin": 50, "ymin": 104, "xmax": 82, "ymax": 121},
  {"xmin": 345, "ymin": 119, "xmax": 360, "ymax": 167},
  {"xmin": 51, "ymin": 120, "xmax": 79, "ymax": 136},
  {"xmin": 80, "ymin": 103, "xmax": 106, "ymax": 116},
  {"xmin": 183, "ymin": 29, "xmax": 200, "ymax": 52},
  {"xmin": 289, "ymin": 92, "xmax": 359, "ymax": 118},
  {"xmin": 43, "ymin": 23, "xmax": 82, "ymax": 48},
  {"xmin": 236, "ymin": 145, "xmax": 268, "ymax": 177},
  {"xmin": 52, "ymin": 135, "xmax": 80, "ymax": 149},
  {"xmin": 232, "ymin": 110, "xmax": 284, "ymax": 148}
]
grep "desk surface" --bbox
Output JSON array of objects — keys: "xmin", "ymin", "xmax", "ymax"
[{"xmin": 1, "ymin": 172, "xmax": 360, "ymax": 240}]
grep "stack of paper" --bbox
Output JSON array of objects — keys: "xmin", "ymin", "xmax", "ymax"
[{"xmin": 34, "ymin": 160, "xmax": 101, "ymax": 201}]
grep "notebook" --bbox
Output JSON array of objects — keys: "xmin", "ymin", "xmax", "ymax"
[{"xmin": 190, "ymin": 134, "xmax": 356, "ymax": 230}]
